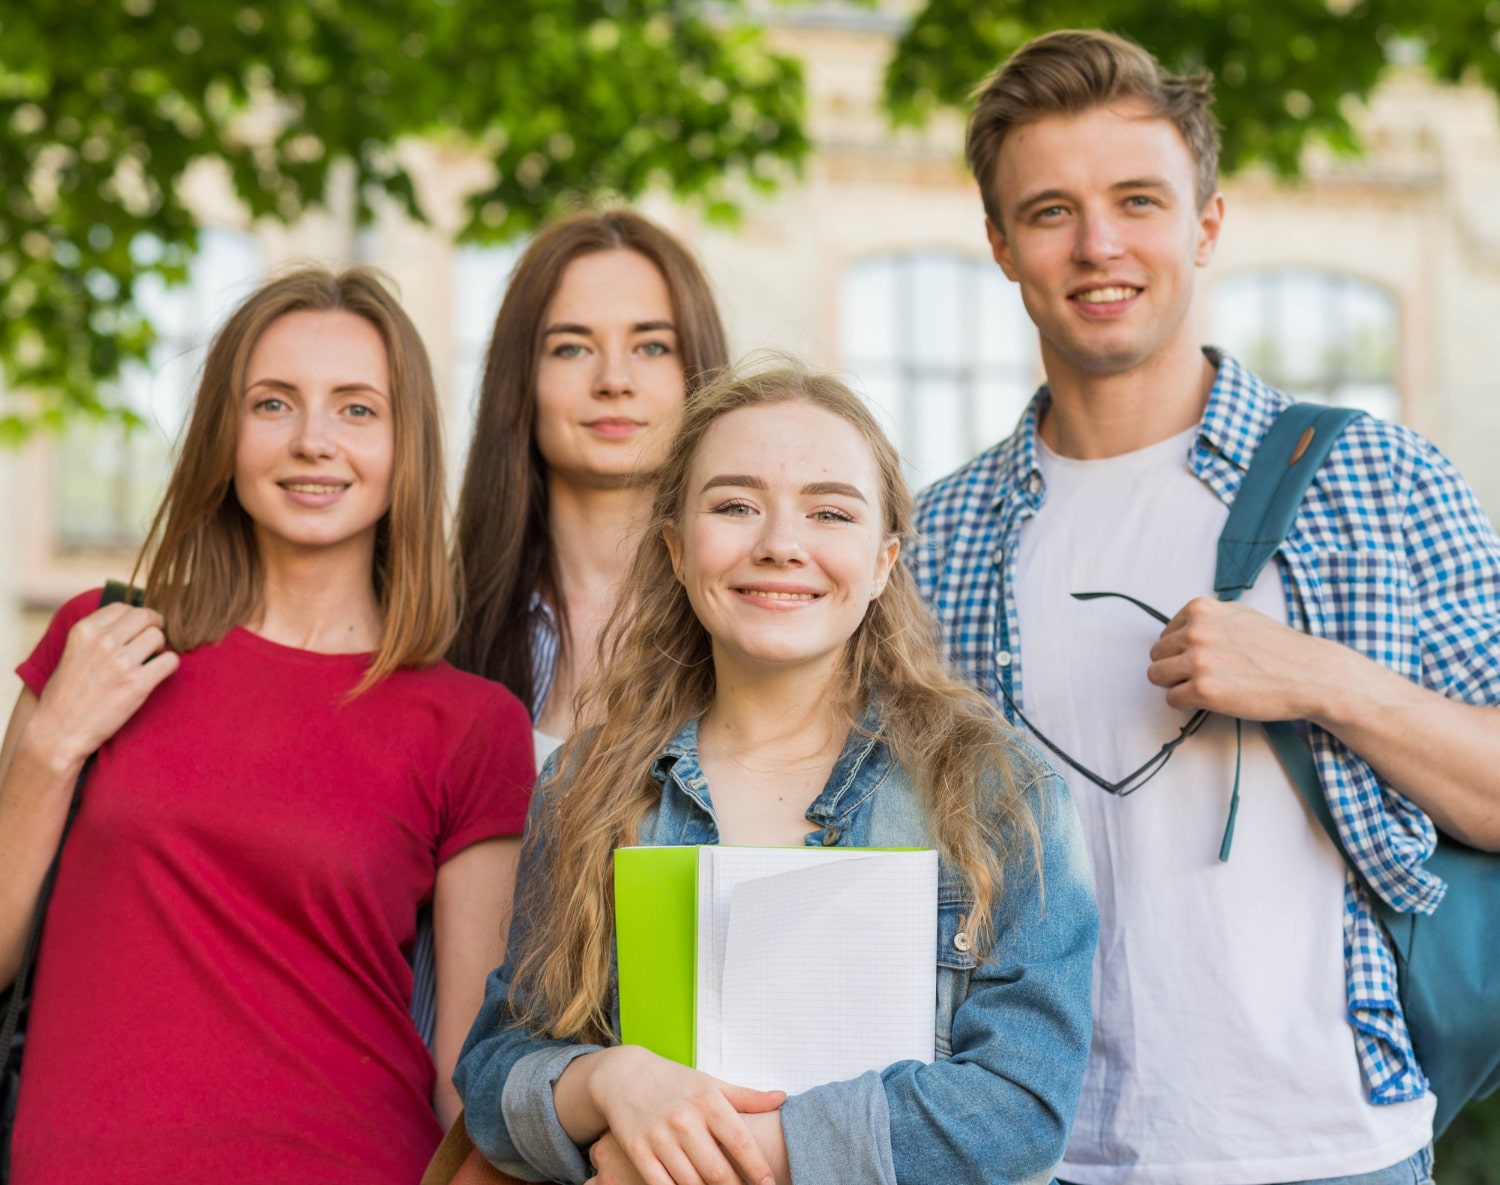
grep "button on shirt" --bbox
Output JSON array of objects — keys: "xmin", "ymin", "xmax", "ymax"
[{"xmin": 912, "ymin": 349, "xmax": 1500, "ymax": 1104}]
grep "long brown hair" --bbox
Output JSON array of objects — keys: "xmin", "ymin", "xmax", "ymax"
[
  {"xmin": 449, "ymin": 208, "xmax": 729, "ymax": 711},
  {"xmin": 508, "ymin": 365, "xmax": 1045, "ymax": 1043},
  {"xmin": 135, "ymin": 265, "xmax": 455, "ymax": 694}
]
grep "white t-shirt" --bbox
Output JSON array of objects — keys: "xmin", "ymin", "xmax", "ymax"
[
  {"xmin": 533, "ymin": 728, "xmax": 565, "ymax": 771},
  {"xmin": 1015, "ymin": 427, "xmax": 1432, "ymax": 1185}
]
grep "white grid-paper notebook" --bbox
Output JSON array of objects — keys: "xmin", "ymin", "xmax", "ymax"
[{"xmin": 694, "ymin": 846, "xmax": 938, "ymax": 1095}]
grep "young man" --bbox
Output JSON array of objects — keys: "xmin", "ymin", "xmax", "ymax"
[{"xmin": 913, "ymin": 29, "xmax": 1500, "ymax": 1185}]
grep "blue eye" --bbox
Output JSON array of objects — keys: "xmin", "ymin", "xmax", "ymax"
[
  {"xmin": 710, "ymin": 499, "xmax": 755, "ymax": 516},
  {"xmin": 253, "ymin": 396, "xmax": 287, "ymax": 413},
  {"xmin": 638, "ymin": 341, "xmax": 672, "ymax": 358},
  {"xmin": 552, "ymin": 342, "xmax": 586, "ymax": 359},
  {"xmin": 812, "ymin": 508, "xmax": 855, "ymax": 524}
]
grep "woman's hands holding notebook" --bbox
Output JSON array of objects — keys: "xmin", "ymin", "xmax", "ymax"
[{"xmin": 556, "ymin": 1045, "xmax": 785, "ymax": 1185}]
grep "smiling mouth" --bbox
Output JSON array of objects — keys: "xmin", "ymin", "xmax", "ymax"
[
  {"xmin": 281, "ymin": 482, "xmax": 347, "ymax": 494},
  {"xmin": 1071, "ymin": 286, "xmax": 1141, "ymax": 304},
  {"xmin": 736, "ymin": 588, "xmax": 821, "ymax": 601}
]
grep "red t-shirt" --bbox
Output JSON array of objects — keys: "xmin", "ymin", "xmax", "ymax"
[{"xmin": 12, "ymin": 590, "xmax": 534, "ymax": 1184}]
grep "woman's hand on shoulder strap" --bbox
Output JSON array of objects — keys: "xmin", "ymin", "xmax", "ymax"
[
  {"xmin": 28, "ymin": 603, "xmax": 180, "ymax": 772},
  {"xmin": 556, "ymin": 1046, "xmax": 786, "ymax": 1185}
]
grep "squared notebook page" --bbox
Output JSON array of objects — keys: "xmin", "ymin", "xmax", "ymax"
[
  {"xmin": 697, "ymin": 847, "xmax": 937, "ymax": 1094},
  {"xmin": 695, "ymin": 847, "xmax": 874, "ymax": 1078}
]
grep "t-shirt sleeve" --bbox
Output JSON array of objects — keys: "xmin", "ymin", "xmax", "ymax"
[
  {"xmin": 16, "ymin": 588, "xmax": 105, "ymax": 698},
  {"xmin": 437, "ymin": 683, "xmax": 537, "ymax": 863}
]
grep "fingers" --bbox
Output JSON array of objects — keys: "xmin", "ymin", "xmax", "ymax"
[
  {"xmin": 702, "ymin": 1106, "xmax": 775, "ymax": 1185},
  {"xmin": 714, "ymin": 1081, "xmax": 786, "ymax": 1115},
  {"xmin": 589, "ymin": 1132, "xmax": 654, "ymax": 1185},
  {"xmin": 35, "ymin": 605, "xmax": 179, "ymax": 762}
]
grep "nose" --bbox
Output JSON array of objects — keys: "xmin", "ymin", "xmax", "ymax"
[
  {"xmin": 291, "ymin": 406, "xmax": 337, "ymax": 459},
  {"xmin": 1072, "ymin": 208, "xmax": 1123, "ymax": 267},
  {"xmin": 752, "ymin": 506, "xmax": 806, "ymax": 566},
  {"xmin": 594, "ymin": 344, "xmax": 635, "ymax": 399}
]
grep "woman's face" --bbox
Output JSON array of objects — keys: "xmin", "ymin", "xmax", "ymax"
[
  {"xmin": 533, "ymin": 249, "xmax": 688, "ymax": 489},
  {"xmin": 665, "ymin": 401, "xmax": 900, "ymax": 681},
  {"xmin": 233, "ymin": 309, "xmax": 395, "ymax": 563}
]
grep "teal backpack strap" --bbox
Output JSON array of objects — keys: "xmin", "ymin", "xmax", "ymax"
[
  {"xmin": 1212, "ymin": 404, "xmax": 1364, "ymax": 861},
  {"xmin": 1216, "ymin": 404, "xmax": 1365, "ymax": 603}
]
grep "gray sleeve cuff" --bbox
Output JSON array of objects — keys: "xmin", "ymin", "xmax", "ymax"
[
  {"xmin": 499, "ymin": 1045, "xmax": 601, "ymax": 1185},
  {"xmin": 779, "ymin": 1070, "xmax": 897, "ymax": 1185}
]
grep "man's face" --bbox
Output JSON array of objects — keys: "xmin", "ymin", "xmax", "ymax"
[{"xmin": 985, "ymin": 101, "xmax": 1224, "ymax": 386}]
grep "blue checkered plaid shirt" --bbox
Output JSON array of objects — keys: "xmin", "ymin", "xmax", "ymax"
[{"xmin": 912, "ymin": 348, "xmax": 1500, "ymax": 1103}]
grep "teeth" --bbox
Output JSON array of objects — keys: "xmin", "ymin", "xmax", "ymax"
[
  {"xmin": 745, "ymin": 590, "xmax": 816, "ymax": 600},
  {"xmin": 283, "ymin": 482, "xmax": 344, "ymax": 494},
  {"xmin": 1075, "ymin": 286, "xmax": 1138, "ymax": 303}
]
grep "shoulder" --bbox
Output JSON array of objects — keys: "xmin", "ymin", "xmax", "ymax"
[
  {"xmin": 16, "ymin": 588, "xmax": 109, "ymax": 693},
  {"xmin": 388, "ymin": 660, "xmax": 530, "ymax": 723},
  {"xmin": 914, "ymin": 439, "xmax": 1016, "ymax": 535},
  {"xmin": 1305, "ymin": 414, "xmax": 1497, "ymax": 552},
  {"xmin": 55, "ymin": 587, "xmax": 109, "ymax": 630}
]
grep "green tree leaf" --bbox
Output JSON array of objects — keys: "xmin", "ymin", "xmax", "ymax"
[{"xmin": 0, "ymin": 0, "xmax": 808, "ymax": 436}]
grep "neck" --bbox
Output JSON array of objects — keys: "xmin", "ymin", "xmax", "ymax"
[
  {"xmin": 547, "ymin": 475, "xmax": 656, "ymax": 605},
  {"xmin": 699, "ymin": 654, "xmax": 849, "ymax": 767},
  {"xmin": 1038, "ymin": 338, "xmax": 1216, "ymax": 460},
  {"xmin": 248, "ymin": 536, "xmax": 382, "ymax": 653}
]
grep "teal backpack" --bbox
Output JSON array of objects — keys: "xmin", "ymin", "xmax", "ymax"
[{"xmin": 1219, "ymin": 402, "xmax": 1500, "ymax": 1137}]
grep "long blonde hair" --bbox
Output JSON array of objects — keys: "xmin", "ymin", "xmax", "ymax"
[
  {"xmin": 135, "ymin": 266, "xmax": 455, "ymax": 694},
  {"xmin": 508, "ymin": 365, "xmax": 1045, "ymax": 1044}
]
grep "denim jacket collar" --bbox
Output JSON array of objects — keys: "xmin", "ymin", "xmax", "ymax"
[{"xmin": 650, "ymin": 702, "xmax": 894, "ymax": 832}]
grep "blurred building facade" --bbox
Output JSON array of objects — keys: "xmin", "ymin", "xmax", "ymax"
[{"xmin": 4, "ymin": 7, "xmax": 1500, "ymax": 669}]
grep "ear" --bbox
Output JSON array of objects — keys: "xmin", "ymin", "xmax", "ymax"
[
  {"xmin": 1194, "ymin": 192, "xmax": 1226, "ymax": 267},
  {"xmin": 662, "ymin": 523, "xmax": 684, "ymax": 582},
  {"xmin": 985, "ymin": 217, "xmax": 1019, "ymax": 282},
  {"xmin": 871, "ymin": 535, "xmax": 901, "ymax": 598}
]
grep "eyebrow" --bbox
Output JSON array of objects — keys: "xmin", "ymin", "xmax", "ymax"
[
  {"xmin": 700, "ymin": 474, "xmax": 868, "ymax": 503},
  {"xmin": 245, "ymin": 377, "xmax": 389, "ymax": 398},
  {"xmin": 542, "ymin": 319, "xmax": 677, "ymax": 337}
]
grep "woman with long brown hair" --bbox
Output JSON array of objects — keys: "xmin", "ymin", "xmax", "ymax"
[
  {"xmin": 450, "ymin": 208, "xmax": 729, "ymax": 761},
  {"xmin": 454, "ymin": 366, "xmax": 1098, "ymax": 1185},
  {"xmin": 0, "ymin": 267, "xmax": 533, "ymax": 1183}
]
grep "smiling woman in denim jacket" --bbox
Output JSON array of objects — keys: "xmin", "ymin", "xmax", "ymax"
[{"xmin": 454, "ymin": 365, "xmax": 1099, "ymax": 1185}]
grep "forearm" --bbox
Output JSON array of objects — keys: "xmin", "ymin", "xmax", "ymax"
[
  {"xmin": 0, "ymin": 720, "xmax": 89, "ymax": 985},
  {"xmin": 552, "ymin": 1050, "xmax": 611, "ymax": 1145},
  {"xmin": 1302, "ymin": 640, "xmax": 1500, "ymax": 849}
]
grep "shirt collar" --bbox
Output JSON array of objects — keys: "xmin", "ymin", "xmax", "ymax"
[
  {"xmin": 999, "ymin": 346, "xmax": 1291, "ymax": 504},
  {"xmin": 651, "ymin": 701, "xmax": 891, "ymax": 824},
  {"xmin": 1195, "ymin": 346, "xmax": 1294, "ymax": 473}
]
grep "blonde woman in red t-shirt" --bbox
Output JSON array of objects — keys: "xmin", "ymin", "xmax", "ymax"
[{"xmin": 0, "ymin": 267, "xmax": 534, "ymax": 1183}]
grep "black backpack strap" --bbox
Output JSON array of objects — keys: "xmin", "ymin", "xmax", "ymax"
[
  {"xmin": 1212, "ymin": 404, "xmax": 1364, "ymax": 862},
  {"xmin": 1, "ymin": 581, "xmax": 139, "ymax": 1072}
]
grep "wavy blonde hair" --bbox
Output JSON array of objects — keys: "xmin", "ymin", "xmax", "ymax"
[{"xmin": 508, "ymin": 365, "xmax": 1044, "ymax": 1043}]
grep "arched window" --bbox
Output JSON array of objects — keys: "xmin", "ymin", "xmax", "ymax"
[
  {"xmin": 840, "ymin": 251, "xmax": 1037, "ymax": 489},
  {"xmin": 1211, "ymin": 269, "xmax": 1400, "ymax": 420},
  {"xmin": 55, "ymin": 228, "xmax": 264, "ymax": 548}
]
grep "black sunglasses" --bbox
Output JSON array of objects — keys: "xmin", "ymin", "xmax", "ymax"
[{"xmin": 1001, "ymin": 590, "xmax": 1243, "ymax": 860}]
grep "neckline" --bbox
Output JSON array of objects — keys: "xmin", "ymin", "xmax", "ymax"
[
  {"xmin": 228, "ymin": 625, "xmax": 374, "ymax": 664},
  {"xmin": 1035, "ymin": 421, "xmax": 1200, "ymax": 472}
]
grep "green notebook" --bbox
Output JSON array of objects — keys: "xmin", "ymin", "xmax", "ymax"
[
  {"xmin": 615, "ymin": 845, "xmax": 702, "ymax": 1066},
  {"xmin": 613, "ymin": 844, "xmax": 937, "ymax": 1090}
]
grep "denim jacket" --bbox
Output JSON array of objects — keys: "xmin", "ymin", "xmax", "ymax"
[{"xmin": 455, "ymin": 711, "xmax": 1099, "ymax": 1185}]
